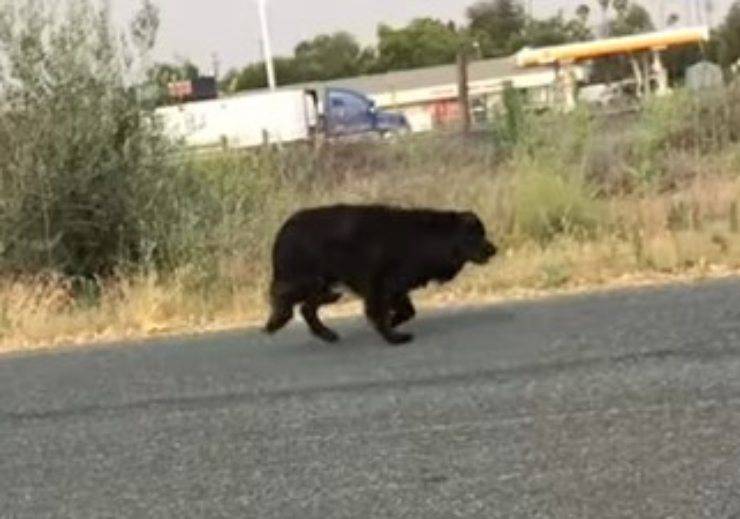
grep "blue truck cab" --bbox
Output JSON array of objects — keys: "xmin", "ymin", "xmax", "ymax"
[{"xmin": 321, "ymin": 87, "xmax": 410, "ymax": 138}]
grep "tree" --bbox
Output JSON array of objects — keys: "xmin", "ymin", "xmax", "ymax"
[
  {"xmin": 598, "ymin": 0, "xmax": 611, "ymax": 36},
  {"xmin": 376, "ymin": 18, "xmax": 461, "ymax": 71},
  {"xmin": 221, "ymin": 57, "xmax": 301, "ymax": 92},
  {"xmin": 145, "ymin": 59, "xmax": 200, "ymax": 105},
  {"xmin": 466, "ymin": 0, "xmax": 526, "ymax": 57},
  {"xmin": 576, "ymin": 4, "xmax": 591, "ymax": 24},
  {"xmin": 521, "ymin": 12, "xmax": 592, "ymax": 48},
  {"xmin": 294, "ymin": 31, "xmax": 371, "ymax": 80},
  {"xmin": 610, "ymin": 1, "xmax": 654, "ymax": 36},
  {"xmin": 716, "ymin": 1, "xmax": 740, "ymax": 69},
  {"xmin": 612, "ymin": 0, "xmax": 629, "ymax": 17},
  {"xmin": 149, "ymin": 60, "xmax": 200, "ymax": 84},
  {"xmin": 0, "ymin": 0, "xmax": 181, "ymax": 276},
  {"xmin": 129, "ymin": 0, "xmax": 159, "ymax": 55},
  {"xmin": 222, "ymin": 31, "xmax": 377, "ymax": 93}
]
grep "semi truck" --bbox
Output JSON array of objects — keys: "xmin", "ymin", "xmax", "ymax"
[{"xmin": 155, "ymin": 86, "xmax": 410, "ymax": 149}]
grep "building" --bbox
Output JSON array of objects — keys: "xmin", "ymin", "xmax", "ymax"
[{"xmin": 289, "ymin": 56, "xmax": 588, "ymax": 132}]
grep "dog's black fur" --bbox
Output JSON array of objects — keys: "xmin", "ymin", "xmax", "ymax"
[{"xmin": 264, "ymin": 204, "xmax": 497, "ymax": 344}]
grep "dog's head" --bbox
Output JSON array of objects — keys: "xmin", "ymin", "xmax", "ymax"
[{"xmin": 455, "ymin": 211, "xmax": 497, "ymax": 265}]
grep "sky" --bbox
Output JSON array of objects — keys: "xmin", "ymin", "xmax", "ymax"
[{"xmin": 111, "ymin": 0, "xmax": 735, "ymax": 75}]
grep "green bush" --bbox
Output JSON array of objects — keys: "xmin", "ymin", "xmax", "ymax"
[
  {"xmin": 629, "ymin": 87, "xmax": 740, "ymax": 184},
  {"xmin": 512, "ymin": 161, "xmax": 601, "ymax": 245},
  {"xmin": 0, "ymin": 0, "xmax": 181, "ymax": 276},
  {"xmin": 491, "ymin": 83, "xmax": 529, "ymax": 149}
]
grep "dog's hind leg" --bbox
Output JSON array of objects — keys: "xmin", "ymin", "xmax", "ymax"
[
  {"xmin": 264, "ymin": 299, "xmax": 293, "ymax": 334},
  {"xmin": 390, "ymin": 293, "xmax": 416, "ymax": 328},
  {"xmin": 264, "ymin": 282, "xmax": 299, "ymax": 334},
  {"xmin": 300, "ymin": 290, "xmax": 342, "ymax": 343}
]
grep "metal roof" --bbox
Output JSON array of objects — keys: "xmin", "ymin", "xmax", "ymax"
[
  {"xmin": 308, "ymin": 56, "xmax": 551, "ymax": 94},
  {"xmin": 233, "ymin": 56, "xmax": 555, "ymax": 98}
]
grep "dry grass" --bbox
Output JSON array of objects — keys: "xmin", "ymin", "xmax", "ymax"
[{"xmin": 4, "ymin": 173, "xmax": 740, "ymax": 354}]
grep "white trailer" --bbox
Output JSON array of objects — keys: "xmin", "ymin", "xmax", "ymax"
[{"xmin": 155, "ymin": 89, "xmax": 318, "ymax": 149}]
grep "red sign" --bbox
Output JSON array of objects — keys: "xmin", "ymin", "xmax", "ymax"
[{"xmin": 167, "ymin": 80, "xmax": 193, "ymax": 100}]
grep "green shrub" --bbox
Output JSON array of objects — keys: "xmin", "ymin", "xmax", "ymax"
[
  {"xmin": 630, "ymin": 87, "xmax": 740, "ymax": 185},
  {"xmin": 512, "ymin": 161, "xmax": 602, "ymax": 245},
  {"xmin": 492, "ymin": 83, "xmax": 529, "ymax": 149},
  {"xmin": 0, "ymin": 0, "xmax": 181, "ymax": 276}
]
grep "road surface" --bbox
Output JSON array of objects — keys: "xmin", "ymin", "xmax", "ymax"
[{"xmin": 2, "ymin": 279, "xmax": 740, "ymax": 518}]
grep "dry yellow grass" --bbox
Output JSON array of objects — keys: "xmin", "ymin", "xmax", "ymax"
[
  {"xmin": 3, "ymin": 121, "xmax": 740, "ymax": 356},
  {"xmin": 4, "ymin": 173, "xmax": 740, "ymax": 355},
  {"xmin": 2, "ymin": 247, "xmax": 738, "ymax": 356}
]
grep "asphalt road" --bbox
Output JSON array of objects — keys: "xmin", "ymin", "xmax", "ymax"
[{"xmin": 3, "ymin": 279, "xmax": 740, "ymax": 518}]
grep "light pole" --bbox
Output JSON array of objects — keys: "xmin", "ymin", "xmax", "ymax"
[
  {"xmin": 695, "ymin": 0, "xmax": 704, "ymax": 24},
  {"xmin": 257, "ymin": 0, "xmax": 276, "ymax": 90}
]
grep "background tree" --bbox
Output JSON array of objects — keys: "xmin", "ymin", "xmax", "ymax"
[
  {"xmin": 376, "ymin": 18, "xmax": 461, "ymax": 71},
  {"xmin": 149, "ymin": 60, "xmax": 200, "ymax": 84},
  {"xmin": 609, "ymin": 0, "xmax": 654, "ymax": 36},
  {"xmin": 0, "ymin": 0, "xmax": 184, "ymax": 276},
  {"xmin": 612, "ymin": 0, "xmax": 629, "ymax": 17},
  {"xmin": 221, "ymin": 32, "xmax": 377, "ymax": 93},
  {"xmin": 129, "ymin": 0, "xmax": 159, "ymax": 56},
  {"xmin": 520, "ymin": 12, "xmax": 593, "ymax": 48},
  {"xmin": 576, "ymin": 4, "xmax": 592, "ymax": 25},
  {"xmin": 716, "ymin": 0, "xmax": 740, "ymax": 69},
  {"xmin": 598, "ymin": 0, "xmax": 611, "ymax": 36},
  {"xmin": 145, "ymin": 59, "xmax": 200, "ymax": 105},
  {"xmin": 220, "ymin": 56, "xmax": 301, "ymax": 92},
  {"xmin": 466, "ymin": 0, "xmax": 526, "ymax": 57},
  {"xmin": 293, "ymin": 32, "xmax": 372, "ymax": 80}
]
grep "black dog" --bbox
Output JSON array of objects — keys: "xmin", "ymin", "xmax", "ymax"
[{"xmin": 264, "ymin": 204, "xmax": 497, "ymax": 344}]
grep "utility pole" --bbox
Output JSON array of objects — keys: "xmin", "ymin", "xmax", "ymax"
[
  {"xmin": 659, "ymin": 0, "xmax": 666, "ymax": 28},
  {"xmin": 457, "ymin": 50, "xmax": 471, "ymax": 135},
  {"xmin": 211, "ymin": 52, "xmax": 220, "ymax": 80},
  {"xmin": 695, "ymin": 0, "xmax": 704, "ymax": 24},
  {"xmin": 257, "ymin": 0, "xmax": 276, "ymax": 90},
  {"xmin": 705, "ymin": 0, "xmax": 714, "ymax": 27}
]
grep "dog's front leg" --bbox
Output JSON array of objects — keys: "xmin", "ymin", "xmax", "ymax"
[{"xmin": 364, "ymin": 286, "xmax": 414, "ymax": 345}]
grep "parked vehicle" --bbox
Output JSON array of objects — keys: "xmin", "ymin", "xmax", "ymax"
[{"xmin": 155, "ymin": 86, "xmax": 409, "ymax": 149}]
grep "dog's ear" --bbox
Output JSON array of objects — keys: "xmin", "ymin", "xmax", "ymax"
[{"xmin": 459, "ymin": 211, "xmax": 481, "ymax": 229}]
